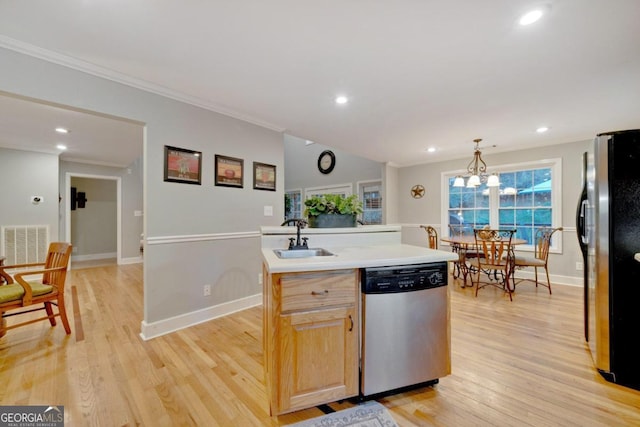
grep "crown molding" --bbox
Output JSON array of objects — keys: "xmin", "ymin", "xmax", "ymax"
[{"xmin": 0, "ymin": 35, "xmax": 286, "ymax": 133}]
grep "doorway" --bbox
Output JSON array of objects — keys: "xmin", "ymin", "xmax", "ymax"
[{"xmin": 65, "ymin": 173, "xmax": 122, "ymax": 268}]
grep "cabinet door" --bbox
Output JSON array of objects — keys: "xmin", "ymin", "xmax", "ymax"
[{"xmin": 277, "ymin": 305, "xmax": 358, "ymax": 413}]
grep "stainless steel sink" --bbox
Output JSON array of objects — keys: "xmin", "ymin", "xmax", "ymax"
[{"xmin": 273, "ymin": 248, "xmax": 335, "ymax": 259}]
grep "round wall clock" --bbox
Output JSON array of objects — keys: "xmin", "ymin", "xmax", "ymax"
[{"xmin": 317, "ymin": 150, "xmax": 336, "ymax": 174}]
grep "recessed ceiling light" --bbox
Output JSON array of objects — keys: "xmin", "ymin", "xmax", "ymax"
[
  {"xmin": 335, "ymin": 96, "xmax": 348, "ymax": 105},
  {"xmin": 536, "ymin": 126, "xmax": 550, "ymax": 133},
  {"xmin": 55, "ymin": 127, "xmax": 69, "ymax": 134},
  {"xmin": 426, "ymin": 147, "xmax": 436, "ymax": 153},
  {"xmin": 56, "ymin": 144, "xmax": 67, "ymax": 150},
  {"xmin": 305, "ymin": 140, "xmax": 315, "ymax": 146},
  {"xmin": 519, "ymin": 9, "xmax": 544, "ymax": 26}
]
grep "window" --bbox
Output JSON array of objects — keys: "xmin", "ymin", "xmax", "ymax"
[
  {"xmin": 285, "ymin": 189, "xmax": 302, "ymax": 220},
  {"xmin": 442, "ymin": 158, "xmax": 562, "ymax": 250},
  {"xmin": 498, "ymin": 169, "xmax": 553, "ymax": 244},
  {"xmin": 359, "ymin": 181, "xmax": 382, "ymax": 224}
]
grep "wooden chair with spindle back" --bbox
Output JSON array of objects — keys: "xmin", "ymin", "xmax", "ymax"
[
  {"xmin": 513, "ymin": 227, "xmax": 563, "ymax": 294},
  {"xmin": 0, "ymin": 242, "xmax": 73, "ymax": 337},
  {"xmin": 472, "ymin": 229, "xmax": 516, "ymax": 301}
]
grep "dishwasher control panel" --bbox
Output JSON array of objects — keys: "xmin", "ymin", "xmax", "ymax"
[{"xmin": 361, "ymin": 262, "xmax": 448, "ymax": 293}]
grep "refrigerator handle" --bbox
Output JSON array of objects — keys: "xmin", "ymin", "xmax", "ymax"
[{"xmin": 578, "ymin": 199, "xmax": 588, "ymax": 245}]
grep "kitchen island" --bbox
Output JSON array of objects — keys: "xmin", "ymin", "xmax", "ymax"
[{"xmin": 261, "ymin": 225, "xmax": 457, "ymax": 415}]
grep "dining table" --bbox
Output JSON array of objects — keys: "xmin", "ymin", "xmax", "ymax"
[{"xmin": 440, "ymin": 235, "xmax": 527, "ymax": 288}]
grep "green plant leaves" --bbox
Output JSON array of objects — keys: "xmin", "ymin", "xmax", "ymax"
[{"xmin": 304, "ymin": 194, "xmax": 363, "ymax": 217}]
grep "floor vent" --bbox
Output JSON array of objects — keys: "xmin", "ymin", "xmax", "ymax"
[{"xmin": 1, "ymin": 225, "xmax": 49, "ymax": 265}]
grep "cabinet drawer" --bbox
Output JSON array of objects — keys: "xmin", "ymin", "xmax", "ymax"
[{"xmin": 280, "ymin": 270, "xmax": 357, "ymax": 312}]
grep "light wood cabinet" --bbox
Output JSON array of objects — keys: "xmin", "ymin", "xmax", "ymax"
[{"xmin": 263, "ymin": 266, "xmax": 359, "ymax": 415}]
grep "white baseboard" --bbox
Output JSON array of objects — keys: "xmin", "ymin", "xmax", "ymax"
[
  {"xmin": 449, "ymin": 264, "xmax": 583, "ymax": 288},
  {"xmin": 71, "ymin": 252, "xmax": 117, "ymax": 262},
  {"xmin": 120, "ymin": 256, "xmax": 143, "ymax": 265},
  {"xmin": 139, "ymin": 293, "xmax": 262, "ymax": 340},
  {"xmin": 512, "ymin": 269, "xmax": 583, "ymax": 287}
]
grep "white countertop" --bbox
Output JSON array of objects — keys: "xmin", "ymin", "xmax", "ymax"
[{"xmin": 262, "ymin": 244, "xmax": 458, "ymax": 273}]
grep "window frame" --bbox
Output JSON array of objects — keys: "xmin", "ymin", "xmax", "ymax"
[
  {"xmin": 304, "ymin": 183, "xmax": 353, "ymax": 199},
  {"xmin": 285, "ymin": 188, "xmax": 303, "ymax": 220},
  {"xmin": 440, "ymin": 157, "xmax": 563, "ymax": 253},
  {"xmin": 358, "ymin": 179, "xmax": 383, "ymax": 225}
]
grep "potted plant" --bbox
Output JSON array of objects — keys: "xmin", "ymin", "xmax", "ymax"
[{"xmin": 304, "ymin": 194, "xmax": 363, "ymax": 228}]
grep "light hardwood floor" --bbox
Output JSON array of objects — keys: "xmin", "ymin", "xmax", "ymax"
[{"xmin": 1, "ymin": 263, "xmax": 639, "ymax": 426}]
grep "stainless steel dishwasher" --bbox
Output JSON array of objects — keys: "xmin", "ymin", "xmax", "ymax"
[{"xmin": 360, "ymin": 262, "xmax": 450, "ymax": 397}]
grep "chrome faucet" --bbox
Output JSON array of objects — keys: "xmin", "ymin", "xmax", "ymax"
[{"xmin": 288, "ymin": 219, "xmax": 309, "ymax": 250}]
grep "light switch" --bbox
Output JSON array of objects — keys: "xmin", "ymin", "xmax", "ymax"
[
  {"xmin": 264, "ymin": 205, "xmax": 273, "ymax": 216},
  {"xmin": 134, "ymin": 210, "xmax": 143, "ymax": 217}
]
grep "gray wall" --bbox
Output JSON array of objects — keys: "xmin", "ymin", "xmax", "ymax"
[
  {"xmin": 397, "ymin": 139, "xmax": 591, "ymax": 282},
  {"xmin": 0, "ymin": 147, "xmax": 59, "ymax": 240},
  {"xmin": 60, "ymin": 158, "xmax": 144, "ymax": 261},
  {"xmin": 383, "ymin": 163, "xmax": 399, "ymax": 224},
  {"xmin": 70, "ymin": 176, "xmax": 117, "ymax": 258},
  {"xmin": 0, "ymin": 43, "xmax": 590, "ymax": 334},
  {"xmin": 284, "ymin": 134, "xmax": 383, "ymax": 192},
  {"xmin": 2, "ymin": 47, "xmax": 283, "ymax": 328}
]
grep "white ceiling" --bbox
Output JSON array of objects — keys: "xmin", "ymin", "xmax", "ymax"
[
  {"xmin": 0, "ymin": 93, "xmax": 143, "ymax": 167},
  {"xmin": 1, "ymin": 0, "xmax": 639, "ymax": 167}
]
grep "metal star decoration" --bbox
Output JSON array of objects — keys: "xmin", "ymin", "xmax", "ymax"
[{"xmin": 411, "ymin": 185, "xmax": 425, "ymax": 199}]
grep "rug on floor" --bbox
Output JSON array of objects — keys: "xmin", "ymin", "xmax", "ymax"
[{"xmin": 284, "ymin": 401, "xmax": 398, "ymax": 427}]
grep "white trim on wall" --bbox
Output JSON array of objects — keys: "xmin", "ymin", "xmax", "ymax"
[
  {"xmin": 71, "ymin": 252, "xmax": 116, "ymax": 261},
  {"xmin": 0, "ymin": 35, "xmax": 285, "ymax": 133},
  {"xmin": 146, "ymin": 231, "xmax": 261, "ymax": 245}
]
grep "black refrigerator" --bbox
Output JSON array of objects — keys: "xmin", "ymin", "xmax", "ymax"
[{"xmin": 577, "ymin": 129, "xmax": 640, "ymax": 391}]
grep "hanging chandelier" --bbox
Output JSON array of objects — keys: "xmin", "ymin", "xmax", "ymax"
[{"xmin": 453, "ymin": 138, "xmax": 500, "ymax": 188}]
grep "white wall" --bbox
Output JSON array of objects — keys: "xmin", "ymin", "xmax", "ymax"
[
  {"xmin": 1, "ymin": 47, "xmax": 283, "ymax": 338},
  {"xmin": 0, "ymin": 147, "xmax": 59, "ymax": 241}
]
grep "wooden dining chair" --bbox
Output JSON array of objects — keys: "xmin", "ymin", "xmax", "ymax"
[
  {"xmin": 513, "ymin": 227, "xmax": 563, "ymax": 294},
  {"xmin": 472, "ymin": 229, "xmax": 516, "ymax": 301},
  {"xmin": 420, "ymin": 225, "xmax": 438, "ymax": 249},
  {"xmin": 448, "ymin": 224, "xmax": 462, "ymax": 238},
  {"xmin": 444, "ymin": 231, "xmax": 467, "ymax": 284},
  {"xmin": 0, "ymin": 242, "xmax": 73, "ymax": 337}
]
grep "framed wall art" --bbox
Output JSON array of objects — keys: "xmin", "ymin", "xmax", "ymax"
[
  {"xmin": 215, "ymin": 154, "xmax": 244, "ymax": 188},
  {"xmin": 253, "ymin": 162, "xmax": 276, "ymax": 191},
  {"xmin": 164, "ymin": 145, "xmax": 202, "ymax": 185}
]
